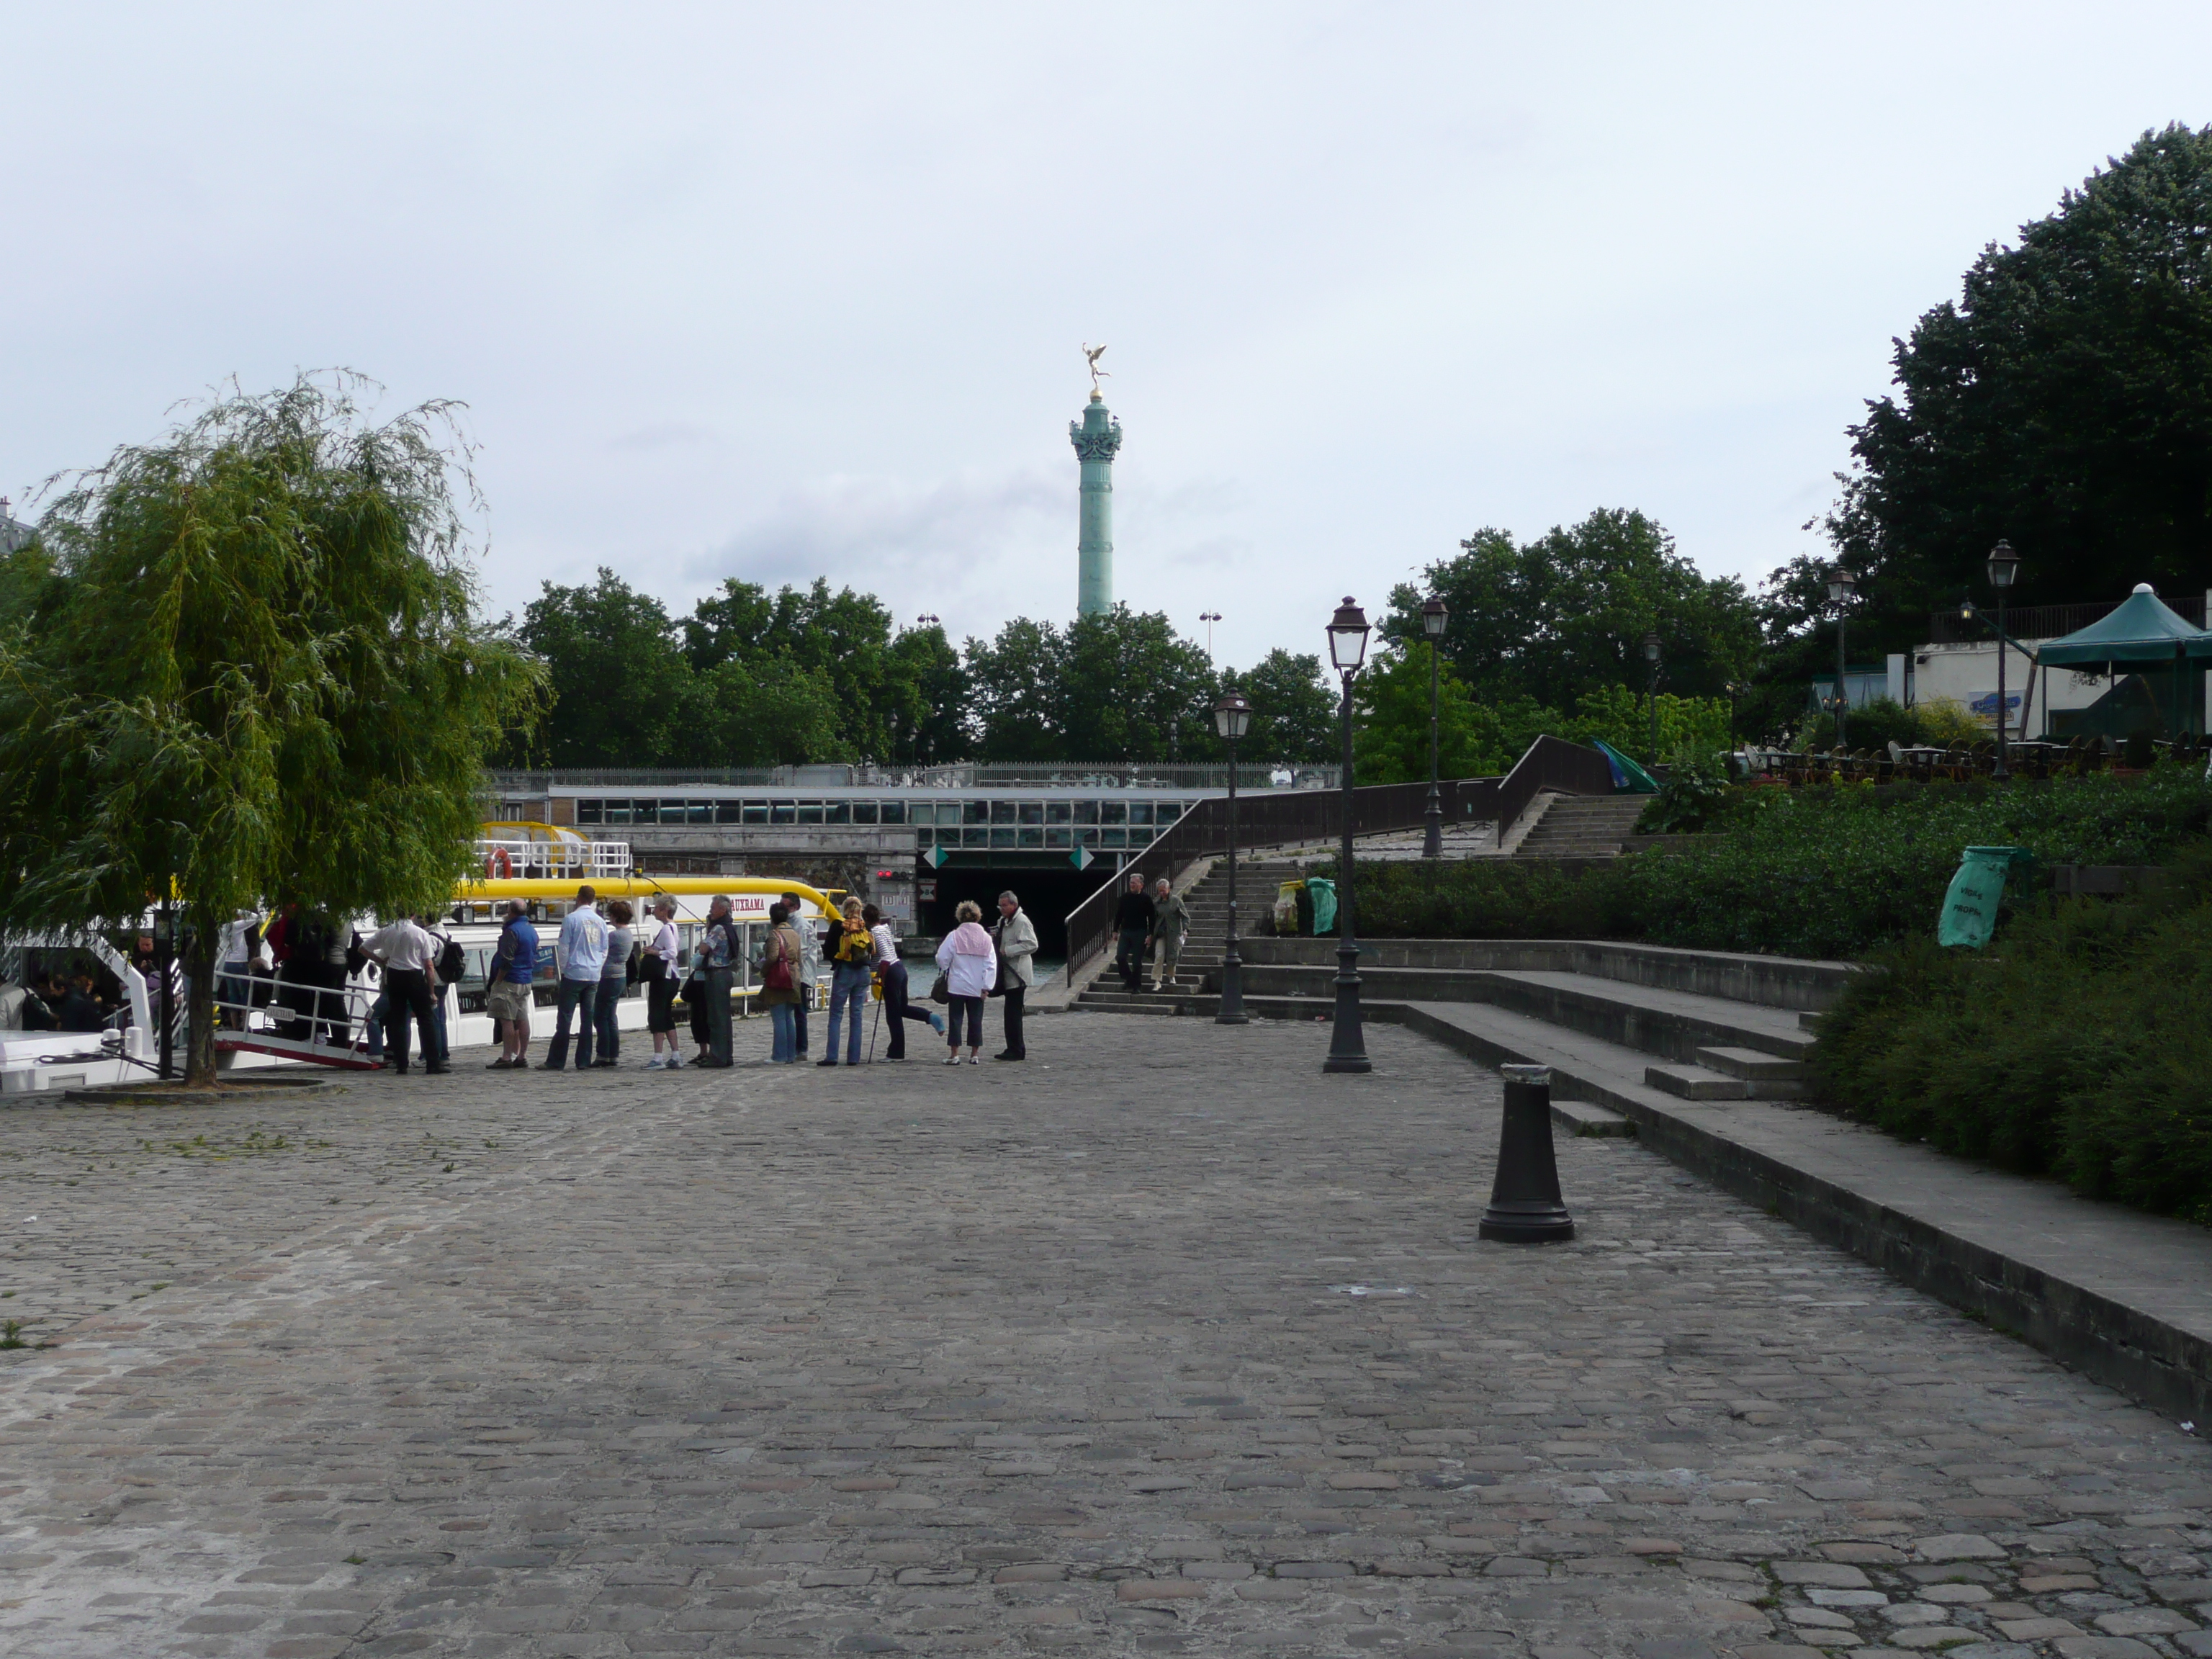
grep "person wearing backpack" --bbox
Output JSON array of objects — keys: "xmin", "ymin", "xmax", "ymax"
[
  {"xmin": 757, "ymin": 900, "xmax": 802, "ymax": 1064},
  {"xmin": 593, "ymin": 899, "xmax": 635, "ymax": 1067},
  {"xmin": 819, "ymin": 896, "xmax": 877, "ymax": 1066}
]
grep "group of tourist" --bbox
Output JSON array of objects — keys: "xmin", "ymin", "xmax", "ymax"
[{"xmin": 469, "ymin": 885, "xmax": 1038, "ymax": 1073}]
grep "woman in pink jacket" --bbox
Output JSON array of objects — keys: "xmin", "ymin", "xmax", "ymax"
[{"xmin": 933, "ymin": 902, "xmax": 997, "ymax": 1066}]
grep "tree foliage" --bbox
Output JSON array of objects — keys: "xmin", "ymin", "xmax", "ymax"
[
  {"xmin": 1797, "ymin": 125, "xmax": 2212, "ymax": 656},
  {"xmin": 1387, "ymin": 509, "xmax": 1760, "ymax": 711},
  {"xmin": 0, "ymin": 377, "xmax": 542, "ymax": 1081}
]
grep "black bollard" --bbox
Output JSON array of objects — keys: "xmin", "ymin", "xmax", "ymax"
[{"xmin": 1479, "ymin": 1064, "xmax": 1575, "ymax": 1243}]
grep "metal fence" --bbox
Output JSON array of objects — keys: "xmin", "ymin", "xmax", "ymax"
[
  {"xmin": 489, "ymin": 763, "xmax": 1339, "ymax": 794},
  {"xmin": 1061, "ymin": 735, "xmax": 1617, "ymax": 973},
  {"xmin": 1925, "ymin": 596, "xmax": 2207, "ymax": 647}
]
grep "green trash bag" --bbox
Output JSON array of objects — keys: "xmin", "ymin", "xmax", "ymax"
[
  {"xmin": 1306, "ymin": 877, "xmax": 1338, "ymax": 935},
  {"xmin": 1937, "ymin": 845, "xmax": 2035, "ymax": 949}
]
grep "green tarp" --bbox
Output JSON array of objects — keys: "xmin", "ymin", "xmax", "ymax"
[
  {"xmin": 2038, "ymin": 585, "xmax": 2212, "ymax": 667},
  {"xmin": 1592, "ymin": 739, "xmax": 1659, "ymax": 794}
]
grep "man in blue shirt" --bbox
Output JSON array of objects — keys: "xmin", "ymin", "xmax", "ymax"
[
  {"xmin": 545, "ymin": 886, "xmax": 609, "ymax": 1071},
  {"xmin": 487, "ymin": 900, "xmax": 541, "ymax": 1070}
]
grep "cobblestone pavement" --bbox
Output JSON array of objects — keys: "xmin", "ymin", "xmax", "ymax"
[{"xmin": 2, "ymin": 1014, "xmax": 2210, "ymax": 1659}]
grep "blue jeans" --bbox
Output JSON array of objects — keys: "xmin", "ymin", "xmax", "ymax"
[
  {"xmin": 824, "ymin": 966, "xmax": 870, "ymax": 1064},
  {"xmin": 770, "ymin": 1002, "xmax": 797, "ymax": 1062},
  {"xmin": 546, "ymin": 977, "xmax": 598, "ymax": 1069},
  {"xmin": 595, "ymin": 977, "xmax": 624, "ymax": 1060}
]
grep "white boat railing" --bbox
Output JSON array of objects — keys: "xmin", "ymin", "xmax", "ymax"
[{"xmin": 472, "ymin": 837, "xmax": 633, "ymax": 881}]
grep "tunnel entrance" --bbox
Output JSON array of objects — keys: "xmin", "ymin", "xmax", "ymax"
[{"xmin": 916, "ymin": 863, "xmax": 1123, "ymax": 959}]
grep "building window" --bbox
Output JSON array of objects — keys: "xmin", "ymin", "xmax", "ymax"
[
  {"xmin": 1046, "ymin": 827, "xmax": 1072, "ymax": 848},
  {"xmin": 1102, "ymin": 827, "xmax": 1128, "ymax": 848},
  {"xmin": 963, "ymin": 826, "xmax": 991, "ymax": 848},
  {"xmin": 914, "ymin": 827, "xmax": 934, "ymax": 848},
  {"xmin": 1100, "ymin": 801, "xmax": 1127, "ymax": 825},
  {"xmin": 688, "ymin": 801, "xmax": 713, "ymax": 825},
  {"xmin": 851, "ymin": 802, "xmax": 879, "ymax": 824},
  {"xmin": 990, "ymin": 827, "xmax": 1017, "ymax": 848},
  {"xmin": 715, "ymin": 801, "xmax": 742, "ymax": 825},
  {"xmin": 604, "ymin": 801, "xmax": 631, "ymax": 827},
  {"xmin": 1074, "ymin": 801, "xmax": 1100, "ymax": 825},
  {"xmin": 796, "ymin": 801, "xmax": 824, "ymax": 825},
  {"xmin": 577, "ymin": 799, "xmax": 603, "ymax": 825},
  {"xmin": 1018, "ymin": 802, "xmax": 1044, "ymax": 826},
  {"xmin": 743, "ymin": 800, "xmax": 768, "ymax": 824},
  {"xmin": 1130, "ymin": 803, "xmax": 1154, "ymax": 826},
  {"xmin": 1128, "ymin": 826, "xmax": 1154, "ymax": 846},
  {"xmin": 770, "ymin": 801, "xmax": 796, "ymax": 824},
  {"xmin": 963, "ymin": 800, "xmax": 989, "ymax": 824},
  {"xmin": 878, "ymin": 801, "xmax": 907, "ymax": 825},
  {"xmin": 824, "ymin": 801, "xmax": 851, "ymax": 824},
  {"xmin": 1017, "ymin": 827, "xmax": 1043, "ymax": 848},
  {"xmin": 1045, "ymin": 801, "xmax": 1072, "ymax": 824},
  {"xmin": 990, "ymin": 800, "xmax": 1016, "ymax": 824},
  {"xmin": 1076, "ymin": 827, "xmax": 1101, "ymax": 847}
]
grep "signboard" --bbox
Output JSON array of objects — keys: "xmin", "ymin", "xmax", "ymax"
[
  {"xmin": 1071, "ymin": 846, "xmax": 1094, "ymax": 871},
  {"xmin": 917, "ymin": 880, "xmax": 937, "ymax": 902},
  {"xmin": 925, "ymin": 845, "xmax": 948, "ymax": 869}
]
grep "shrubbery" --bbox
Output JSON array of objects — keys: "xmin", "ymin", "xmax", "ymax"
[
  {"xmin": 1329, "ymin": 763, "xmax": 2212, "ymax": 961},
  {"xmin": 1811, "ymin": 850, "xmax": 2212, "ymax": 1220}
]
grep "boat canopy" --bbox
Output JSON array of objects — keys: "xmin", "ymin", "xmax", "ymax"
[{"xmin": 2037, "ymin": 585, "xmax": 2212, "ymax": 667}]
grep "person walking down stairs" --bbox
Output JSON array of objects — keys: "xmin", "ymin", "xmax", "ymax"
[
  {"xmin": 1148, "ymin": 877, "xmax": 1190, "ymax": 992},
  {"xmin": 1113, "ymin": 873, "xmax": 1155, "ymax": 992}
]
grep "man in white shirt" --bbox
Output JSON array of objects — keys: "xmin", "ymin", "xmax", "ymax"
[
  {"xmin": 361, "ymin": 915, "xmax": 446, "ymax": 1075},
  {"xmin": 546, "ymin": 885, "xmax": 608, "ymax": 1071}
]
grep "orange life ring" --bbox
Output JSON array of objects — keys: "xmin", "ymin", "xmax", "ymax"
[{"xmin": 485, "ymin": 848, "xmax": 514, "ymax": 879}]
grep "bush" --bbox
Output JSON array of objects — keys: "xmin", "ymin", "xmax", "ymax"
[
  {"xmin": 1791, "ymin": 695, "xmax": 1984, "ymax": 753},
  {"xmin": 1324, "ymin": 857, "xmax": 1637, "ymax": 940},
  {"xmin": 1811, "ymin": 851, "xmax": 2212, "ymax": 1220},
  {"xmin": 1635, "ymin": 745, "xmax": 1732, "ymax": 832}
]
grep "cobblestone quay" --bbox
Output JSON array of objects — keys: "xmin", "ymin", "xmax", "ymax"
[{"xmin": 4, "ymin": 1018, "xmax": 2211, "ymax": 1658}]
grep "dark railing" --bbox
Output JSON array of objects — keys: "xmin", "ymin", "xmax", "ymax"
[
  {"xmin": 1061, "ymin": 735, "xmax": 1617, "ymax": 974},
  {"xmin": 1926, "ymin": 596, "xmax": 2206, "ymax": 646}
]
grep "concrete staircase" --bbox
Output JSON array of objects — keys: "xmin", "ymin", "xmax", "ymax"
[
  {"xmin": 1512, "ymin": 791, "xmax": 1652, "ymax": 858},
  {"xmin": 1074, "ymin": 923, "xmax": 1850, "ymax": 1127}
]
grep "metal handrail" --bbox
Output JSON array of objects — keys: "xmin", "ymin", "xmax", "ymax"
[{"xmin": 1060, "ymin": 734, "xmax": 1616, "ymax": 974}]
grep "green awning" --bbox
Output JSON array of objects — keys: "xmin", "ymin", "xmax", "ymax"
[{"xmin": 2038, "ymin": 585, "xmax": 2212, "ymax": 667}]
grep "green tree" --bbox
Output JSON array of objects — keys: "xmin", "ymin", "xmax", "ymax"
[
  {"xmin": 515, "ymin": 570, "xmax": 688, "ymax": 765},
  {"xmin": 1350, "ymin": 643, "xmax": 1505, "ymax": 782},
  {"xmin": 1056, "ymin": 608, "xmax": 1218, "ymax": 762},
  {"xmin": 965, "ymin": 617, "xmax": 1064, "ymax": 762},
  {"xmin": 683, "ymin": 656, "xmax": 845, "ymax": 766},
  {"xmin": 1229, "ymin": 648, "xmax": 1338, "ymax": 764},
  {"xmin": 1815, "ymin": 124, "xmax": 2212, "ymax": 652},
  {"xmin": 1388, "ymin": 511, "xmax": 1759, "ymax": 710},
  {"xmin": 0, "ymin": 377, "xmax": 541, "ymax": 1082},
  {"xmin": 884, "ymin": 623, "xmax": 969, "ymax": 764}
]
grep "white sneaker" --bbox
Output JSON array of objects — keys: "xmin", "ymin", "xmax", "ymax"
[{"xmin": 645, "ymin": 1056, "xmax": 667, "ymax": 1071}]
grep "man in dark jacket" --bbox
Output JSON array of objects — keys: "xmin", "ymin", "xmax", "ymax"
[{"xmin": 1113, "ymin": 873, "xmax": 1156, "ymax": 992}]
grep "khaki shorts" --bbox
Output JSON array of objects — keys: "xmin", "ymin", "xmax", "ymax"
[{"xmin": 487, "ymin": 979, "xmax": 533, "ymax": 1022}]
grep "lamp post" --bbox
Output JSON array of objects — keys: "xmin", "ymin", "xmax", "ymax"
[
  {"xmin": 1200, "ymin": 610, "xmax": 1222, "ymax": 658},
  {"xmin": 916, "ymin": 613, "xmax": 940, "ymax": 627},
  {"xmin": 1213, "ymin": 688, "xmax": 1251, "ymax": 1025},
  {"xmin": 1825, "ymin": 565, "xmax": 1856, "ymax": 748},
  {"xmin": 1642, "ymin": 631, "xmax": 1662, "ymax": 760},
  {"xmin": 1422, "ymin": 594, "xmax": 1449, "ymax": 857},
  {"xmin": 1987, "ymin": 539, "xmax": 2020, "ymax": 778},
  {"xmin": 1323, "ymin": 596, "xmax": 1372, "ymax": 1074}
]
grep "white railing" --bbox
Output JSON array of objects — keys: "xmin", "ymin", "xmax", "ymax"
[{"xmin": 473, "ymin": 838, "xmax": 633, "ymax": 881}]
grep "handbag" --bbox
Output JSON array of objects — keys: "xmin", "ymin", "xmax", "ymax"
[
  {"xmin": 928, "ymin": 976, "xmax": 950, "ymax": 1005},
  {"xmin": 763, "ymin": 931, "xmax": 795, "ymax": 993}
]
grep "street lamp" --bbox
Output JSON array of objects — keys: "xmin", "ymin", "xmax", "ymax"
[
  {"xmin": 1987, "ymin": 539, "xmax": 2020, "ymax": 779},
  {"xmin": 1200, "ymin": 610, "xmax": 1223, "ymax": 658},
  {"xmin": 1642, "ymin": 631, "xmax": 1662, "ymax": 760},
  {"xmin": 1213, "ymin": 688, "xmax": 1251, "ymax": 1025},
  {"xmin": 1422, "ymin": 594, "xmax": 1449, "ymax": 858},
  {"xmin": 916, "ymin": 613, "xmax": 940, "ymax": 627},
  {"xmin": 1825, "ymin": 565, "xmax": 1856, "ymax": 748},
  {"xmin": 1323, "ymin": 597, "xmax": 1372, "ymax": 1074}
]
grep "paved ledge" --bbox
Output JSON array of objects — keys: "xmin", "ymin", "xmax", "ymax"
[{"xmin": 1079, "ymin": 988, "xmax": 2212, "ymax": 1423}]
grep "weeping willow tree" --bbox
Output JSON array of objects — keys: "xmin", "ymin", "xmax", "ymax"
[{"xmin": 0, "ymin": 376, "xmax": 545, "ymax": 1083}]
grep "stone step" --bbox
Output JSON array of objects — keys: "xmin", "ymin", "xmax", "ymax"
[
  {"xmin": 1696, "ymin": 1045, "xmax": 1808, "ymax": 1097},
  {"xmin": 1644, "ymin": 1063, "xmax": 1752, "ymax": 1101}
]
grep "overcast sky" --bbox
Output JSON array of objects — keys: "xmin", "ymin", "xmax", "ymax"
[{"xmin": 7, "ymin": 4, "xmax": 2211, "ymax": 672}]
